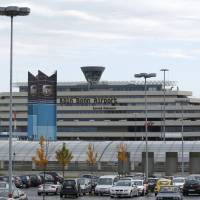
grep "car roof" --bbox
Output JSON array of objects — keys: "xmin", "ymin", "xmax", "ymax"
[
  {"xmin": 132, "ymin": 179, "xmax": 143, "ymax": 182},
  {"xmin": 99, "ymin": 175, "xmax": 118, "ymax": 178},
  {"xmin": 64, "ymin": 178, "xmax": 77, "ymax": 181},
  {"xmin": 158, "ymin": 178, "xmax": 171, "ymax": 181},
  {"xmin": 173, "ymin": 177, "xmax": 185, "ymax": 179},
  {"xmin": 117, "ymin": 179, "xmax": 132, "ymax": 182}
]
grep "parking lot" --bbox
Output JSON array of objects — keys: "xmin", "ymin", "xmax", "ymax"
[{"xmin": 25, "ymin": 187, "xmax": 200, "ymax": 200}]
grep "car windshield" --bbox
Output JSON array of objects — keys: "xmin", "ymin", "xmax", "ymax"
[
  {"xmin": 173, "ymin": 178, "xmax": 184, "ymax": 183},
  {"xmin": 186, "ymin": 179, "xmax": 199, "ymax": 185},
  {"xmin": 81, "ymin": 175, "xmax": 91, "ymax": 179},
  {"xmin": 79, "ymin": 179, "xmax": 86, "ymax": 185},
  {"xmin": 160, "ymin": 186, "xmax": 179, "ymax": 193},
  {"xmin": 148, "ymin": 179, "xmax": 157, "ymax": 183},
  {"xmin": 44, "ymin": 181, "xmax": 54, "ymax": 185},
  {"xmin": 98, "ymin": 178, "xmax": 113, "ymax": 185},
  {"xmin": 158, "ymin": 180, "xmax": 170, "ymax": 185},
  {"xmin": 133, "ymin": 181, "xmax": 142, "ymax": 186},
  {"xmin": 63, "ymin": 180, "xmax": 76, "ymax": 187},
  {"xmin": 116, "ymin": 181, "xmax": 131, "ymax": 186},
  {"xmin": 188, "ymin": 176, "xmax": 200, "ymax": 181}
]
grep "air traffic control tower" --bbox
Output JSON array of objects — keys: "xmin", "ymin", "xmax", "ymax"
[{"xmin": 81, "ymin": 66, "xmax": 105, "ymax": 86}]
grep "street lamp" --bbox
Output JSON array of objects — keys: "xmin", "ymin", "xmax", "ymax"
[
  {"xmin": 134, "ymin": 72, "xmax": 156, "ymax": 180},
  {"xmin": 160, "ymin": 68, "xmax": 169, "ymax": 141},
  {"xmin": 0, "ymin": 6, "xmax": 30, "ymax": 194},
  {"xmin": 176, "ymin": 99, "xmax": 189, "ymax": 176}
]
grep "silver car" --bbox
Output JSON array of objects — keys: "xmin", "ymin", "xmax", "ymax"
[
  {"xmin": 110, "ymin": 180, "xmax": 138, "ymax": 198},
  {"xmin": 38, "ymin": 182, "xmax": 61, "ymax": 196},
  {"xmin": 0, "ymin": 188, "xmax": 28, "ymax": 200},
  {"xmin": 78, "ymin": 178, "xmax": 92, "ymax": 195},
  {"xmin": 156, "ymin": 186, "xmax": 183, "ymax": 200}
]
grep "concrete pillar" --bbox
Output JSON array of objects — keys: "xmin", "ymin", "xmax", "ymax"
[
  {"xmin": 32, "ymin": 161, "xmax": 36, "ymax": 170},
  {"xmin": 0, "ymin": 161, "xmax": 4, "ymax": 169},
  {"xmin": 142, "ymin": 152, "xmax": 154, "ymax": 176},
  {"xmin": 189, "ymin": 152, "xmax": 200, "ymax": 174},
  {"xmin": 97, "ymin": 162, "xmax": 101, "ymax": 170},
  {"xmin": 166, "ymin": 152, "xmax": 178, "ymax": 176}
]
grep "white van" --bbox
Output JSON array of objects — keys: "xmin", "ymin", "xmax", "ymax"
[{"xmin": 95, "ymin": 175, "xmax": 119, "ymax": 195}]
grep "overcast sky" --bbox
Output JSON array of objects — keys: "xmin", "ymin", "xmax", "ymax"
[{"xmin": 1, "ymin": 0, "xmax": 200, "ymax": 96}]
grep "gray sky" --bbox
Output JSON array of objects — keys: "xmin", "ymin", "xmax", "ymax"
[{"xmin": 1, "ymin": 0, "xmax": 200, "ymax": 96}]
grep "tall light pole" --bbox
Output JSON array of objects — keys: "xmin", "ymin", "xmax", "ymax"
[
  {"xmin": 160, "ymin": 68, "xmax": 169, "ymax": 141},
  {"xmin": 134, "ymin": 73, "xmax": 156, "ymax": 180},
  {"xmin": 0, "ymin": 6, "xmax": 30, "ymax": 195}
]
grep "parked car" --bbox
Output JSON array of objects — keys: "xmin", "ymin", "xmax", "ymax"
[
  {"xmin": 0, "ymin": 181, "xmax": 9, "ymax": 190},
  {"xmin": 132, "ymin": 179, "xmax": 147, "ymax": 196},
  {"xmin": 148, "ymin": 177, "xmax": 158, "ymax": 192},
  {"xmin": 156, "ymin": 186, "xmax": 182, "ymax": 200},
  {"xmin": 28, "ymin": 174, "xmax": 42, "ymax": 187},
  {"xmin": 60, "ymin": 179, "xmax": 81, "ymax": 198},
  {"xmin": 14, "ymin": 176, "xmax": 23, "ymax": 189},
  {"xmin": 79, "ymin": 174, "xmax": 98, "ymax": 191},
  {"xmin": 19, "ymin": 176, "xmax": 31, "ymax": 188},
  {"xmin": 133, "ymin": 173, "xmax": 145, "ymax": 180},
  {"xmin": 0, "ymin": 177, "xmax": 9, "ymax": 183},
  {"xmin": 110, "ymin": 180, "xmax": 138, "ymax": 198},
  {"xmin": 38, "ymin": 173, "xmax": 54, "ymax": 184},
  {"xmin": 78, "ymin": 178, "xmax": 92, "ymax": 195},
  {"xmin": 38, "ymin": 181, "xmax": 61, "ymax": 196},
  {"xmin": 183, "ymin": 178, "xmax": 200, "ymax": 196},
  {"xmin": 95, "ymin": 175, "xmax": 119, "ymax": 196},
  {"xmin": 187, "ymin": 174, "xmax": 200, "ymax": 181},
  {"xmin": 46, "ymin": 172, "xmax": 63, "ymax": 184},
  {"xmin": 0, "ymin": 188, "xmax": 28, "ymax": 200},
  {"xmin": 154, "ymin": 178, "xmax": 172, "ymax": 196},
  {"xmin": 173, "ymin": 177, "xmax": 185, "ymax": 191}
]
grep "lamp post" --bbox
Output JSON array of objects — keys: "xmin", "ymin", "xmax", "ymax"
[
  {"xmin": 160, "ymin": 69, "xmax": 169, "ymax": 141},
  {"xmin": 0, "ymin": 6, "xmax": 30, "ymax": 194},
  {"xmin": 134, "ymin": 73, "xmax": 156, "ymax": 180}
]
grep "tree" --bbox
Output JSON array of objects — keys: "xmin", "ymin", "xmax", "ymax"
[
  {"xmin": 55, "ymin": 143, "xmax": 73, "ymax": 178},
  {"xmin": 117, "ymin": 143, "xmax": 128, "ymax": 176},
  {"xmin": 32, "ymin": 136, "xmax": 48, "ymax": 199},
  {"xmin": 118, "ymin": 143, "xmax": 127, "ymax": 162},
  {"xmin": 86, "ymin": 143, "xmax": 98, "ymax": 173},
  {"xmin": 32, "ymin": 136, "xmax": 48, "ymax": 170}
]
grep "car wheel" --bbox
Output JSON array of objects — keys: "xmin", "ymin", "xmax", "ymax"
[
  {"xmin": 183, "ymin": 192, "xmax": 188, "ymax": 196},
  {"xmin": 55, "ymin": 188, "xmax": 58, "ymax": 195},
  {"xmin": 60, "ymin": 194, "xmax": 63, "ymax": 198},
  {"xmin": 38, "ymin": 193, "xmax": 41, "ymax": 196},
  {"xmin": 141, "ymin": 190, "xmax": 144, "ymax": 196}
]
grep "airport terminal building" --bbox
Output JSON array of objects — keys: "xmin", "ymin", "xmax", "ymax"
[
  {"xmin": 1, "ymin": 66, "xmax": 200, "ymax": 174},
  {"xmin": 0, "ymin": 66, "xmax": 200, "ymax": 141}
]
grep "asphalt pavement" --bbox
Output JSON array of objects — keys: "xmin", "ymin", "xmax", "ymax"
[{"xmin": 24, "ymin": 188, "xmax": 200, "ymax": 200}]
